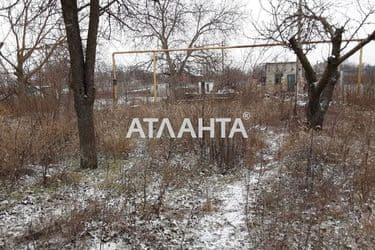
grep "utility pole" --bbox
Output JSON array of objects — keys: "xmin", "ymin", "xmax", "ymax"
[
  {"xmin": 293, "ymin": 0, "xmax": 302, "ymax": 116},
  {"xmin": 112, "ymin": 54, "xmax": 118, "ymax": 106},
  {"xmin": 221, "ymin": 41, "xmax": 225, "ymax": 73},
  {"xmin": 152, "ymin": 51, "xmax": 158, "ymax": 102},
  {"xmin": 357, "ymin": 47, "xmax": 363, "ymax": 93}
]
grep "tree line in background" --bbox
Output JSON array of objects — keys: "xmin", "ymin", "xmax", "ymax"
[{"xmin": 0, "ymin": 0, "xmax": 374, "ymax": 168}]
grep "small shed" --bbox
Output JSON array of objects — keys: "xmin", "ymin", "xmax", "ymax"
[
  {"xmin": 198, "ymin": 81, "xmax": 214, "ymax": 94},
  {"xmin": 265, "ymin": 62, "xmax": 298, "ymax": 91}
]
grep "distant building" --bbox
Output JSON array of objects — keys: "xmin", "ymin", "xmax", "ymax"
[
  {"xmin": 198, "ymin": 81, "xmax": 214, "ymax": 94},
  {"xmin": 265, "ymin": 62, "xmax": 298, "ymax": 91}
]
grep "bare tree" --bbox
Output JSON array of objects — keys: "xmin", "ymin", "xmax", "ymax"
[
  {"xmin": 256, "ymin": 0, "xmax": 375, "ymax": 129},
  {"xmin": 0, "ymin": 0, "xmax": 65, "ymax": 89},
  {"xmin": 126, "ymin": 0, "xmax": 243, "ymax": 97},
  {"xmin": 60, "ymin": 0, "xmax": 132, "ymax": 169},
  {"xmin": 60, "ymin": 0, "xmax": 101, "ymax": 169},
  {"xmin": 0, "ymin": 0, "xmax": 131, "ymax": 169}
]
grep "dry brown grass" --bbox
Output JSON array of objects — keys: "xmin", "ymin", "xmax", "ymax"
[
  {"xmin": 131, "ymin": 98, "xmax": 267, "ymax": 172},
  {"xmin": 95, "ymin": 108, "xmax": 135, "ymax": 160},
  {"xmin": 0, "ymin": 113, "xmax": 77, "ymax": 183},
  {"xmin": 336, "ymin": 84, "xmax": 375, "ymax": 109},
  {"xmin": 0, "ymin": 97, "xmax": 136, "ymax": 186},
  {"xmin": 3, "ymin": 82, "xmax": 373, "ymax": 248},
  {"xmin": 248, "ymin": 98, "xmax": 375, "ymax": 248},
  {"xmin": 17, "ymin": 199, "xmax": 108, "ymax": 248}
]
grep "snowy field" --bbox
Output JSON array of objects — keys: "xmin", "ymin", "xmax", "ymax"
[{"xmin": 0, "ymin": 126, "xmax": 284, "ymax": 249}]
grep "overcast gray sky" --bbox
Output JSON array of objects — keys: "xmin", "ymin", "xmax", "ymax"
[
  {"xmin": 241, "ymin": 0, "xmax": 375, "ymax": 65},
  {"xmin": 0, "ymin": 0, "xmax": 373, "ymax": 70},
  {"xmin": 104, "ymin": 0, "xmax": 375, "ymax": 71}
]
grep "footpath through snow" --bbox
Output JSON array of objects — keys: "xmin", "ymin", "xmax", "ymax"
[{"xmin": 188, "ymin": 130, "xmax": 284, "ymax": 249}]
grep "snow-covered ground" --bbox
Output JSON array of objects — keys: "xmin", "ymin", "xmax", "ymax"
[
  {"xmin": 187, "ymin": 130, "xmax": 284, "ymax": 249},
  {"xmin": 192, "ymin": 180, "xmax": 250, "ymax": 249},
  {"xmin": 0, "ymin": 129, "xmax": 284, "ymax": 249}
]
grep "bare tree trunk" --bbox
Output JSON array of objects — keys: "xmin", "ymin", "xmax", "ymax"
[
  {"xmin": 289, "ymin": 31, "xmax": 342, "ymax": 130},
  {"xmin": 74, "ymin": 95, "xmax": 97, "ymax": 168},
  {"xmin": 305, "ymin": 70, "xmax": 338, "ymax": 128},
  {"xmin": 162, "ymin": 46, "xmax": 177, "ymax": 101},
  {"xmin": 260, "ymin": 0, "xmax": 375, "ymax": 130},
  {"xmin": 61, "ymin": 0, "xmax": 99, "ymax": 169}
]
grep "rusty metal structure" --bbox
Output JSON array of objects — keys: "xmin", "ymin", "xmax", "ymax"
[{"xmin": 112, "ymin": 39, "xmax": 365, "ymax": 104}]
